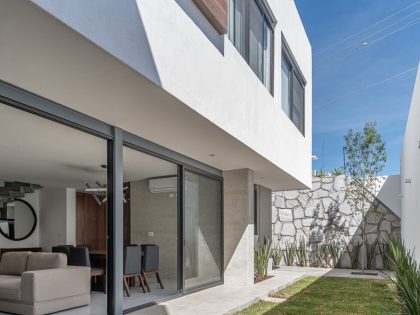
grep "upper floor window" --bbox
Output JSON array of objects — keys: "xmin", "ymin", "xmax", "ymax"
[
  {"xmin": 228, "ymin": 0, "xmax": 275, "ymax": 94},
  {"xmin": 281, "ymin": 38, "xmax": 305, "ymax": 135}
]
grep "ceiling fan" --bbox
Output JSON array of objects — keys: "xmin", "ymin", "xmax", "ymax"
[{"xmin": 84, "ymin": 181, "xmax": 128, "ymax": 206}]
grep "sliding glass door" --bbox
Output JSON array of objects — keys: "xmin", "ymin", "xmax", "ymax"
[{"xmin": 184, "ymin": 170, "xmax": 222, "ymax": 291}]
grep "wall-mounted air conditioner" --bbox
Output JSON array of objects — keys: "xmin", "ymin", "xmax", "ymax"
[{"xmin": 148, "ymin": 176, "xmax": 177, "ymax": 193}]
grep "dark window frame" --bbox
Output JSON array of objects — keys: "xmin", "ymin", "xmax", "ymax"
[
  {"xmin": 281, "ymin": 35, "xmax": 306, "ymax": 136},
  {"xmin": 228, "ymin": 0, "xmax": 276, "ymax": 95},
  {"xmin": 0, "ymin": 79, "xmax": 224, "ymax": 315}
]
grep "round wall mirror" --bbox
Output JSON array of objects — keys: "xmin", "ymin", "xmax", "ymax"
[{"xmin": 0, "ymin": 199, "xmax": 37, "ymax": 241}]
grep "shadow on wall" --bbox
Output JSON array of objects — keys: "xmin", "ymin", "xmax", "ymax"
[
  {"xmin": 31, "ymin": 0, "xmax": 162, "ymax": 86},
  {"xmin": 174, "ymin": 0, "xmax": 225, "ymax": 54},
  {"xmin": 272, "ymin": 175, "xmax": 401, "ymax": 270}
]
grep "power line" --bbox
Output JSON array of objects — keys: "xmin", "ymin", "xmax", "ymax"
[
  {"xmin": 315, "ymin": 66, "xmax": 418, "ymax": 111},
  {"xmin": 316, "ymin": 10, "xmax": 420, "ymax": 64},
  {"xmin": 314, "ymin": 18, "xmax": 420, "ymax": 73},
  {"xmin": 314, "ymin": 1, "xmax": 420, "ymax": 56}
]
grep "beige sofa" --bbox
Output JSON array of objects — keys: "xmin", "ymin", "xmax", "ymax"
[{"xmin": 0, "ymin": 251, "xmax": 90, "ymax": 315}]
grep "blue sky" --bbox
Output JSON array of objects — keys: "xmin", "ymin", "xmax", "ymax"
[{"xmin": 294, "ymin": 0, "xmax": 420, "ymax": 175}]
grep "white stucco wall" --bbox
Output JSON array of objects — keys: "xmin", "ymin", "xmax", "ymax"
[
  {"xmin": 39, "ymin": 187, "xmax": 76, "ymax": 251},
  {"xmin": 31, "ymin": 0, "xmax": 312, "ymax": 189},
  {"xmin": 401, "ymin": 65, "xmax": 420, "ymax": 260}
]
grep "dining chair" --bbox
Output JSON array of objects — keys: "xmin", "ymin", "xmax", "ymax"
[
  {"xmin": 123, "ymin": 245, "xmax": 146, "ymax": 296},
  {"xmin": 76, "ymin": 244, "xmax": 92, "ymax": 250},
  {"xmin": 141, "ymin": 244, "xmax": 164, "ymax": 292},
  {"xmin": 52, "ymin": 246, "xmax": 71, "ymax": 259},
  {"xmin": 69, "ymin": 247, "xmax": 106, "ymax": 293}
]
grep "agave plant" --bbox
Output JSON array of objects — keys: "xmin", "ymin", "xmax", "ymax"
[
  {"xmin": 328, "ymin": 242, "xmax": 343, "ymax": 268},
  {"xmin": 365, "ymin": 239, "xmax": 378, "ymax": 270},
  {"xmin": 378, "ymin": 242, "xmax": 393, "ymax": 270},
  {"xmin": 346, "ymin": 242, "xmax": 362, "ymax": 269},
  {"xmin": 384, "ymin": 239, "xmax": 420, "ymax": 315},
  {"xmin": 312, "ymin": 244, "xmax": 327, "ymax": 267},
  {"xmin": 272, "ymin": 244, "xmax": 283, "ymax": 267},
  {"xmin": 283, "ymin": 242, "xmax": 296, "ymax": 266},
  {"xmin": 296, "ymin": 237, "xmax": 308, "ymax": 267},
  {"xmin": 254, "ymin": 240, "xmax": 272, "ymax": 281},
  {"xmin": 332, "ymin": 168, "xmax": 344, "ymax": 176}
]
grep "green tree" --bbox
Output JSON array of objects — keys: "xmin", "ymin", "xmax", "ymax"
[{"xmin": 344, "ymin": 122, "xmax": 387, "ymax": 272}]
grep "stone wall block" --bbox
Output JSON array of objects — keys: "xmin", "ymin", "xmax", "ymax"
[
  {"xmin": 272, "ymin": 175, "xmax": 401, "ymax": 269},
  {"xmin": 279, "ymin": 209, "xmax": 293, "ymax": 222}
]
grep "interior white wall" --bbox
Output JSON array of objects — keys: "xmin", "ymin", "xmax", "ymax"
[
  {"xmin": 39, "ymin": 187, "xmax": 76, "ymax": 251},
  {"xmin": 401, "ymin": 65, "xmax": 420, "ymax": 259},
  {"xmin": 66, "ymin": 188, "xmax": 76, "ymax": 247},
  {"xmin": 0, "ymin": 191, "xmax": 40, "ymax": 248},
  {"xmin": 30, "ymin": 0, "xmax": 312, "ymax": 190}
]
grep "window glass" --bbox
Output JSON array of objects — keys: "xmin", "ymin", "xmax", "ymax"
[
  {"xmin": 249, "ymin": 1, "xmax": 264, "ymax": 81},
  {"xmin": 233, "ymin": 0, "xmax": 246, "ymax": 58},
  {"xmin": 184, "ymin": 171, "xmax": 222, "ymax": 290},
  {"xmin": 292, "ymin": 72, "xmax": 304, "ymax": 133},
  {"xmin": 228, "ymin": 0, "xmax": 273, "ymax": 93},
  {"xmin": 281, "ymin": 60, "xmax": 290, "ymax": 116},
  {"xmin": 263, "ymin": 21, "xmax": 272, "ymax": 91},
  {"xmin": 281, "ymin": 43, "xmax": 305, "ymax": 135}
]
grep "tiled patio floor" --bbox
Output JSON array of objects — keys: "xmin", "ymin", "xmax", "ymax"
[
  {"xmin": 0, "ymin": 267, "xmax": 391, "ymax": 315},
  {"xmin": 131, "ymin": 267, "xmax": 391, "ymax": 315}
]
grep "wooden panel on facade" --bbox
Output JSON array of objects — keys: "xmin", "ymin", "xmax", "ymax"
[{"xmin": 193, "ymin": 0, "xmax": 228, "ymax": 34}]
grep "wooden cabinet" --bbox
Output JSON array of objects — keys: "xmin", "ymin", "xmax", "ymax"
[{"xmin": 76, "ymin": 184, "xmax": 130, "ymax": 250}]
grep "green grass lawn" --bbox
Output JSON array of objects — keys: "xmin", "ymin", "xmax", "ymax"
[{"xmin": 236, "ymin": 276, "xmax": 400, "ymax": 315}]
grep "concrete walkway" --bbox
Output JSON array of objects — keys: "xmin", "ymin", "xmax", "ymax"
[{"xmin": 131, "ymin": 267, "xmax": 392, "ymax": 315}]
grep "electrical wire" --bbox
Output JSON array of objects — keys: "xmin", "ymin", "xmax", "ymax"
[
  {"xmin": 316, "ymin": 9, "xmax": 420, "ymax": 64},
  {"xmin": 314, "ymin": 1, "xmax": 420, "ymax": 56},
  {"xmin": 314, "ymin": 17, "xmax": 420, "ymax": 73},
  {"xmin": 315, "ymin": 66, "xmax": 418, "ymax": 111}
]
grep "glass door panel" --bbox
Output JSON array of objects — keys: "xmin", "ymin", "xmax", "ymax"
[{"xmin": 184, "ymin": 170, "xmax": 222, "ymax": 291}]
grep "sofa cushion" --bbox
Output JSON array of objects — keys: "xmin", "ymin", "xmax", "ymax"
[
  {"xmin": 0, "ymin": 252, "xmax": 30, "ymax": 276},
  {"xmin": 27, "ymin": 253, "xmax": 67, "ymax": 271},
  {"xmin": 0, "ymin": 275, "xmax": 21, "ymax": 301}
]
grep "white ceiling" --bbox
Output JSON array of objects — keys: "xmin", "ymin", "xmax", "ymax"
[
  {"xmin": 0, "ymin": 104, "xmax": 177, "ymax": 189},
  {"xmin": 0, "ymin": 1, "xmax": 308, "ymax": 191}
]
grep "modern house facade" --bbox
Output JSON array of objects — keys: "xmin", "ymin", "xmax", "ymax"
[
  {"xmin": 401, "ymin": 64, "xmax": 420, "ymax": 260},
  {"xmin": 0, "ymin": 0, "xmax": 311, "ymax": 314}
]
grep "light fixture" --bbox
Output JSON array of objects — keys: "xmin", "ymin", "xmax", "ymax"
[
  {"xmin": 311, "ymin": 155, "xmax": 318, "ymax": 161},
  {"xmin": 84, "ymin": 182, "xmax": 128, "ymax": 205},
  {"xmin": 404, "ymin": 179, "xmax": 412, "ymax": 184}
]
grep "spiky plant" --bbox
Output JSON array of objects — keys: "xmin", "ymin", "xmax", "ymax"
[
  {"xmin": 365, "ymin": 239, "xmax": 378, "ymax": 270},
  {"xmin": 346, "ymin": 242, "xmax": 362, "ymax": 269},
  {"xmin": 378, "ymin": 242, "xmax": 393, "ymax": 270},
  {"xmin": 272, "ymin": 244, "xmax": 283, "ymax": 267},
  {"xmin": 312, "ymin": 244, "xmax": 327, "ymax": 267},
  {"xmin": 296, "ymin": 237, "xmax": 308, "ymax": 267},
  {"xmin": 384, "ymin": 239, "xmax": 420, "ymax": 315},
  {"xmin": 328, "ymin": 242, "xmax": 343, "ymax": 268},
  {"xmin": 283, "ymin": 242, "xmax": 296, "ymax": 266},
  {"xmin": 332, "ymin": 168, "xmax": 344, "ymax": 176},
  {"xmin": 254, "ymin": 240, "xmax": 272, "ymax": 281}
]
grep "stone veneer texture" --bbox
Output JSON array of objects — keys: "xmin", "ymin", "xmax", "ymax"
[{"xmin": 272, "ymin": 175, "xmax": 401, "ymax": 268}]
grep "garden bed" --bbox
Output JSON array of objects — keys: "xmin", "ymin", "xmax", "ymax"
[{"xmin": 237, "ymin": 276, "xmax": 400, "ymax": 315}]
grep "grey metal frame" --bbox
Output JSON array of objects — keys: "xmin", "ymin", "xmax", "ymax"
[
  {"xmin": 107, "ymin": 128, "xmax": 124, "ymax": 315},
  {"xmin": 0, "ymin": 79, "xmax": 224, "ymax": 315},
  {"xmin": 182, "ymin": 167, "xmax": 224, "ymax": 294},
  {"xmin": 228, "ymin": 0, "xmax": 275, "ymax": 95},
  {"xmin": 281, "ymin": 34, "xmax": 306, "ymax": 136}
]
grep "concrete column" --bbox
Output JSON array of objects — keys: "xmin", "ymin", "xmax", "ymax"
[{"xmin": 223, "ymin": 169, "xmax": 254, "ymax": 287}]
